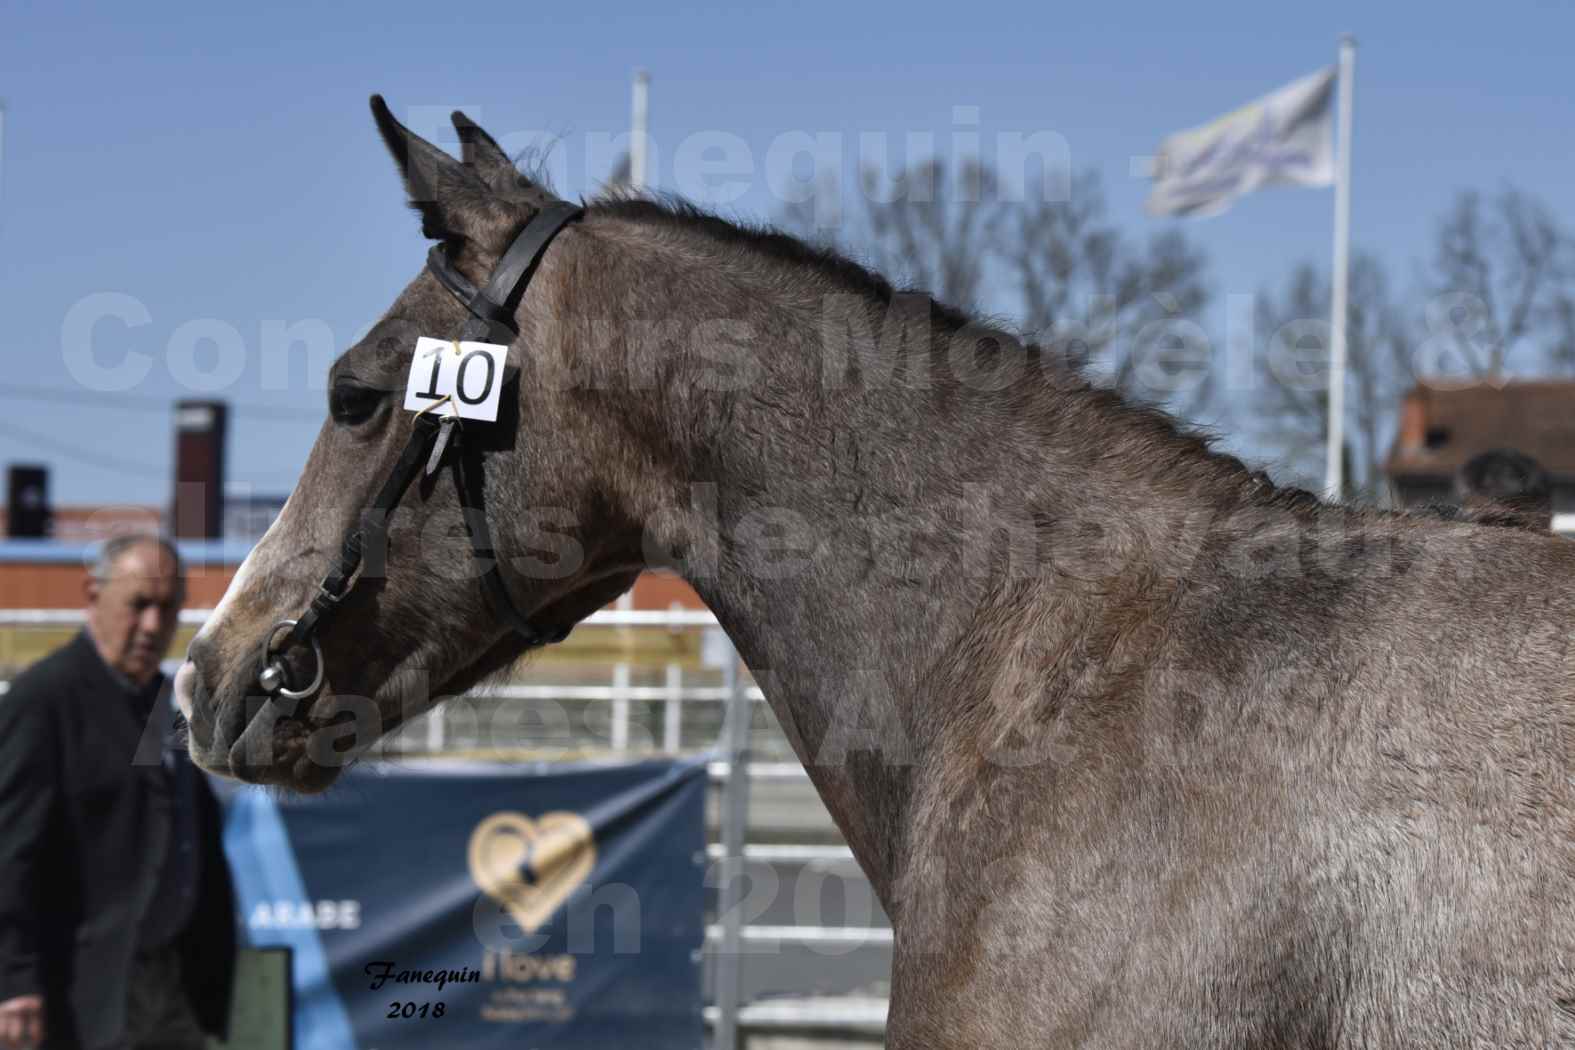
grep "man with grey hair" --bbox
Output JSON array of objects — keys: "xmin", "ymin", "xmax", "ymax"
[{"xmin": 0, "ymin": 535, "xmax": 235, "ymax": 1050}]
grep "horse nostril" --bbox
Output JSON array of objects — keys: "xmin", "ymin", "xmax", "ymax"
[
  {"xmin": 177, "ymin": 636, "xmax": 226, "ymax": 751},
  {"xmin": 174, "ymin": 660, "xmax": 200, "ymax": 722}
]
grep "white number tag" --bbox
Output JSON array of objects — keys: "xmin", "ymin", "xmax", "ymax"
[{"xmin": 402, "ymin": 337, "xmax": 508, "ymax": 422}]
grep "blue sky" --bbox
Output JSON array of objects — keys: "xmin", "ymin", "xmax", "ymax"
[{"xmin": 3, "ymin": 0, "xmax": 1573, "ymax": 504}]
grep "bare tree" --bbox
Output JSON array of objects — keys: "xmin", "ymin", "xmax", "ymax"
[
  {"xmin": 602, "ymin": 151, "xmax": 632, "ymax": 191},
  {"xmin": 781, "ymin": 158, "xmax": 1002, "ymax": 311},
  {"xmin": 1423, "ymin": 185, "xmax": 1575, "ymax": 377},
  {"xmin": 1553, "ymin": 291, "xmax": 1575, "ymax": 372},
  {"xmin": 781, "ymin": 163, "xmax": 1212, "ymax": 411},
  {"xmin": 1008, "ymin": 170, "xmax": 1210, "ymax": 406},
  {"xmin": 779, "ymin": 163, "xmax": 1573, "ymax": 499},
  {"xmin": 1252, "ymin": 253, "xmax": 1415, "ymax": 495}
]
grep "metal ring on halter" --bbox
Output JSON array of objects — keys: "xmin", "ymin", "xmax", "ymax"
[{"xmin": 257, "ymin": 619, "xmax": 325, "ymax": 700}]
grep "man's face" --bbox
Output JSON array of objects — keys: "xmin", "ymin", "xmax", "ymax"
[{"xmin": 85, "ymin": 543, "xmax": 185, "ymax": 686}]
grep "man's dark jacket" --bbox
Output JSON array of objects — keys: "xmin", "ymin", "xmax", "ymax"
[{"xmin": 0, "ymin": 632, "xmax": 236, "ymax": 1048}]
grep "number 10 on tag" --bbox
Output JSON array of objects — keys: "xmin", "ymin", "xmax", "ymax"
[{"xmin": 403, "ymin": 338, "xmax": 508, "ymax": 422}]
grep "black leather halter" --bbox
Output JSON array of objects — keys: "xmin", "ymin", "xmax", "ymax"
[{"xmin": 255, "ymin": 201, "xmax": 585, "ymax": 702}]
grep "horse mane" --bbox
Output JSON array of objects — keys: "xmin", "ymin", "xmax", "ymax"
[
  {"xmin": 1410, "ymin": 500, "xmax": 1555, "ymax": 531},
  {"xmin": 591, "ymin": 192, "xmax": 908, "ymax": 313},
  {"xmin": 586, "ymin": 192, "xmax": 1331, "ymax": 519}
]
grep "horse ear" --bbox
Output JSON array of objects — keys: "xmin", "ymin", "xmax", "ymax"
[
  {"xmin": 370, "ymin": 95, "xmax": 511, "ymax": 243},
  {"xmin": 451, "ymin": 110, "xmax": 520, "ymax": 191}
]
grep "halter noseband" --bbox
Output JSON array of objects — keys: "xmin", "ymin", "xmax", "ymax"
[{"xmin": 256, "ymin": 201, "xmax": 585, "ymax": 702}]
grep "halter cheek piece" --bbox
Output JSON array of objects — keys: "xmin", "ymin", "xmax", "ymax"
[{"xmin": 256, "ymin": 201, "xmax": 585, "ymax": 701}]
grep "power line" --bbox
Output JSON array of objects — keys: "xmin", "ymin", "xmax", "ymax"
[
  {"xmin": 0, "ymin": 383, "xmax": 325, "ymax": 422},
  {"xmin": 0, "ymin": 418, "xmax": 172, "ymax": 478},
  {"xmin": 0, "ymin": 419, "xmax": 306, "ymax": 482}
]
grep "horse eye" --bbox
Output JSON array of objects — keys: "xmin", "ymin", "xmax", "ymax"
[{"xmin": 329, "ymin": 382, "xmax": 385, "ymax": 426}]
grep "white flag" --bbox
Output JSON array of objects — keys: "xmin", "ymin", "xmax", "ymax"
[{"xmin": 1146, "ymin": 67, "xmax": 1336, "ymax": 218}]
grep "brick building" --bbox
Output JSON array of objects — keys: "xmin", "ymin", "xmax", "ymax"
[{"xmin": 1384, "ymin": 379, "xmax": 1575, "ymax": 527}]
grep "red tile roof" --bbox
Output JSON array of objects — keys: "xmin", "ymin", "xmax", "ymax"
[{"xmin": 1385, "ymin": 379, "xmax": 1575, "ymax": 480}]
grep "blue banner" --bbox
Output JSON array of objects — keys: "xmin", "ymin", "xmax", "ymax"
[{"xmin": 220, "ymin": 757, "xmax": 708, "ymax": 1049}]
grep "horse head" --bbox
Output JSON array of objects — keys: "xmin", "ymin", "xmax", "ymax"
[{"xmin": 176, "ymin": 99, "xmax": 645, "ymax": 791}]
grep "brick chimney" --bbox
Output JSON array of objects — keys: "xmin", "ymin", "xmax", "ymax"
[{"xmin": 170, "ymin": 400, "xmax": 228, "ymax": 539}]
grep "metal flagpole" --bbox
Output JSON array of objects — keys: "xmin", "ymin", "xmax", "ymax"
[
  {"xmin": 630, "ymin": 69, "xmax": 650, "ymax": 192},
  {"xmin": 1324, "ymin": 36, "xmax": 1356, "ymax": 500},
  {"xmin": 714, "ymin": 648, "xmax": 752, "ymax": 1050}
]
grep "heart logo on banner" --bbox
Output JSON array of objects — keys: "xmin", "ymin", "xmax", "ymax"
[{"xmin": 468, "ymin": 811, "xmax": 596, "ymax": 933}]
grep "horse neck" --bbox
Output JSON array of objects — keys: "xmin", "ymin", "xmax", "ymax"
[{"xmin": 574, "ymin": 215, "xmax": 1249, "ymax": 902}]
